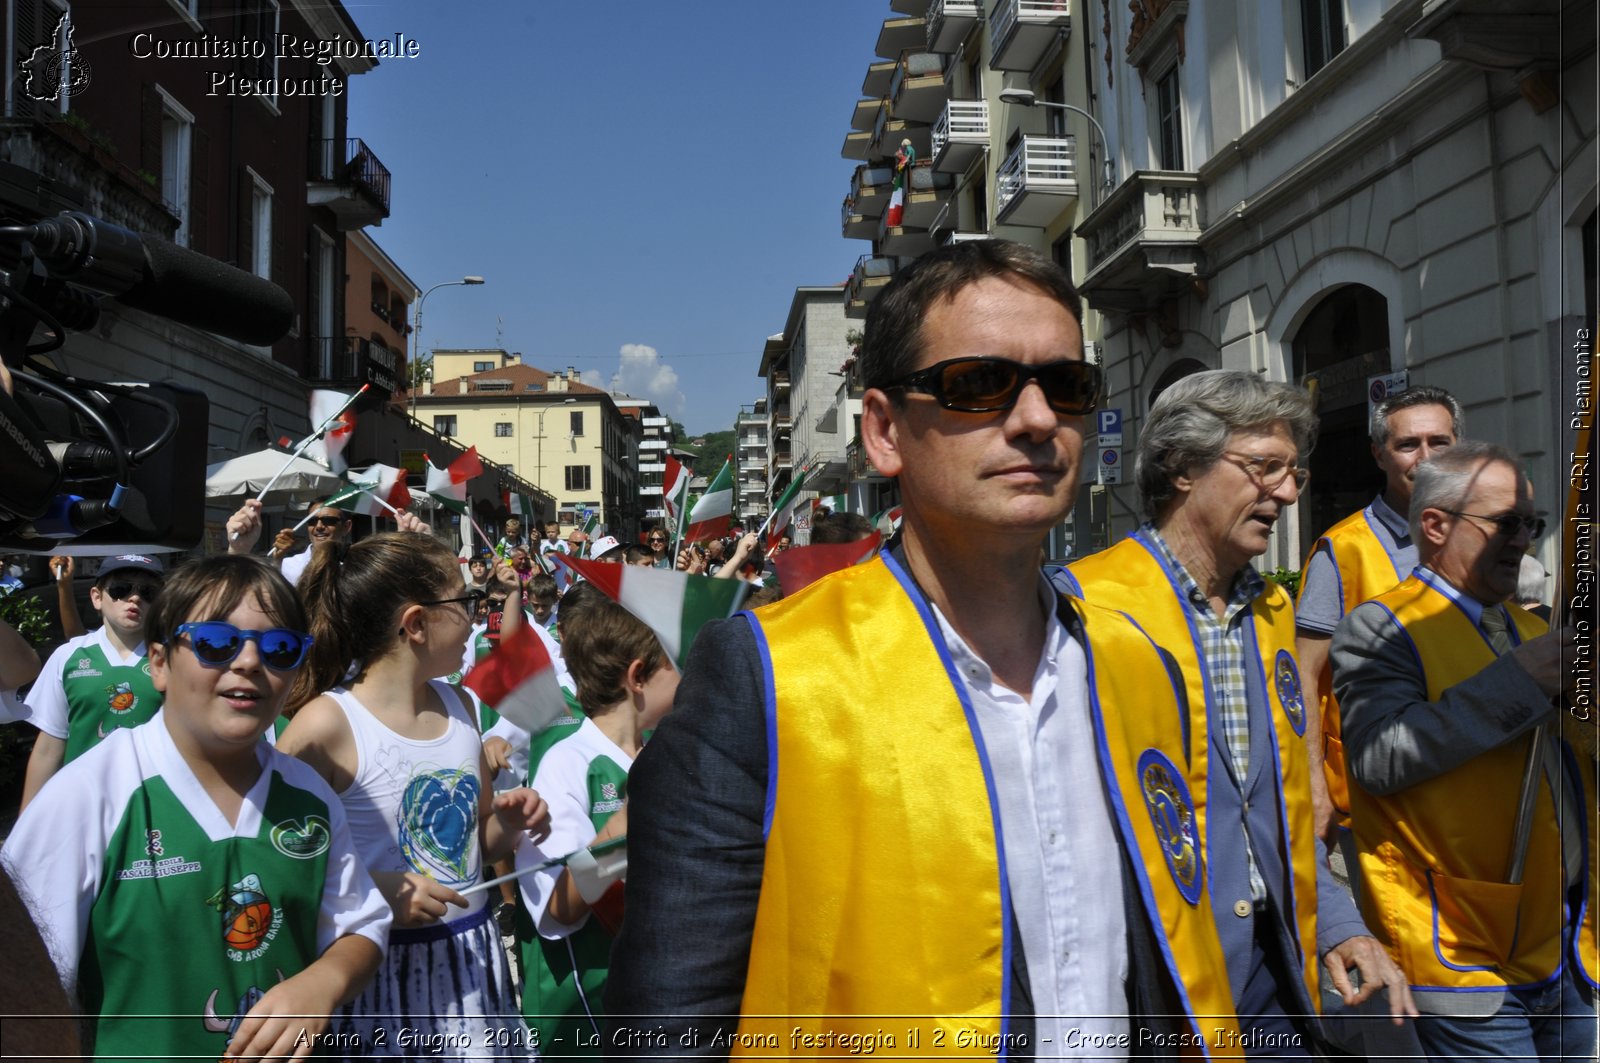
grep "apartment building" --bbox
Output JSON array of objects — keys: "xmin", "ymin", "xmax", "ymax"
[
  {"xmin": 1, "ymin": 0, "xmax": 394, "ymax": 542},
  {"xmin": 612, "ymin": 395, "xmax": 671, "ymax": 525},
  {"xmin": 418, "ymin": 351, "xmax": 640, "ymax": 541},
  {"xmin": 1074, "ymin": 0, "xmax": 1595, "ymax": 571},
  {"xmin": 734, "ymin": 399, "xmax": 771, "ymax": 527},
  {"xmin": 837, "ymin": 0, "xmax": 1105, "ymax": 559},
  {"xmin": 759, "ymin": 287, "xmax": 856, "ymax": 524}
]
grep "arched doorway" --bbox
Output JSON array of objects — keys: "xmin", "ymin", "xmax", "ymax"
[
  {"xmin": 1292, "ymin": 284, "xmax": 1392, "ymax": 547},
  {"xmin": 1149, "ymin": 357, "xmax": 1209, "ymax": 408}
]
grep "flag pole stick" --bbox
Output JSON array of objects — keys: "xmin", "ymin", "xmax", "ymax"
[
  {"xmin": 232, "ymin": 385, "xmax": 370, "ymax": 540},
  {"xmin": 461, "ymin": 836, "xmax": 627, "ymax": 898}
]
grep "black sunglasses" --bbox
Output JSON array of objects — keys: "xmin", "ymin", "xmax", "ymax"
[
  {"xmin": 306, "ymin": 515, "xmax": 344, "ymax": 528},
  {"xmin": 419, "ymin": 588, "xmax": 488, "ymax": 612},
  {"xmin": 172, "ymin": 622, "xmax": 313, "ymax": 671},
  {"xmin": 103, "ymin": 579, "xmax": 161, "ymax": 602},
  {"xmin": 881, "ymin": 357, "xmax": 1103, "ymax": 415},
  {"xmin": 1443, "ymin": 509, "xmax": 1546, "ymax": 541}
]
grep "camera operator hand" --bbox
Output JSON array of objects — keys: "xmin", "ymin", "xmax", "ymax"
[{"xmin": 226, "ymin": 500, "xmax": 264, "ymax": 555}]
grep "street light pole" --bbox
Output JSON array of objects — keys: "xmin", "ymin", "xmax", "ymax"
[
  {"xmin": 997, "ymin": 88, "xmax": 1116, "ymax": 203},
  {"xmin": 409, "ymin": 275, "xmax": 486, "ymax": 422}
]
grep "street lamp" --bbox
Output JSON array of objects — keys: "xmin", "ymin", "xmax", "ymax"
[
  {"xmin": 535, "ymin": 398, "xmax": 578, "ymax": 522},
  {"xmin": 997, "ymin": 88, "xmax": 1116, "ymax": 201},
  {"xmin": 410, "ymin": 275, "xmax": 486, "ymax": 421}
]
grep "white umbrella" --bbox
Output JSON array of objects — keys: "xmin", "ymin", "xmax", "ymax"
[{"xmin": 206, "ymin": 449, "xmax": 344, "ymax": 505}]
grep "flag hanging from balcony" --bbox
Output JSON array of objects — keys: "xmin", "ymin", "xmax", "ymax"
[
  {"xmin": 683, "ymin": 456, "xmax": 734, "ymax": 543},
  {"xmin": 887, "ymin": 138, "xmax": 915, "ymax": 227},
  {"xmin": 426, "ymin": 447, "xmax": 482, "ymax": 515},
  {"xmin": 662, "ymin": 454, "xmax": 690, "ymax": 522},
  {"xmin": 302, "ymin": 389, "xmax": 358, "ymax": 475},
  {"xmin": 329, "ymin": 463, "xmax": 412, "ymax": 518},
  {"xmin": 766, "ymin": 465, "xmax": 813, "ymax": 552}
]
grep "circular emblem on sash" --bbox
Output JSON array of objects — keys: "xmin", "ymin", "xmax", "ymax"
[
  {"xmin": 1274, "ymin": 649, "xmax": 1306, "ymax": 736},
  {"xmin": 1136, "ymin": 749, "xmax": 1203, "ymax": 905}
]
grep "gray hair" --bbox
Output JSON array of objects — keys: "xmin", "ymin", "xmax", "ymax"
[
  {"xmin": 1135, "ymin": 370, "xmax": 1318, "ymax": 519},
  {"xmin": 1370, "ymin": 385, "xmax": 1464, "ymax": 447},
  {"xmin": 1408, "ymin": 439, "xmax": 1526, "ymax": 544}
]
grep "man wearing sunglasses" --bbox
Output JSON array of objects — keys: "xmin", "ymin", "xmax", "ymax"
[
  {"xmin": 19, "ymin": 553, "xmax": 166, "ymax": 810},
  {"xmin": 1295, "ymin": 386, "xmax": 1462, "ymax": 846},
  {"xmin": 225, "ymin": 498, "xmax": 353, "ymax": 587},
  {"xmin": 1064, "ymin": 370, "xmax": 1414, "ymax": 1051},
  {"xmin": 1330, "ymin": 441, "xmax": 1592, "ymax": 1060},
  {"xmin": 611, "ymin": 241, "xmax": 1244, "ymax": 1052}
]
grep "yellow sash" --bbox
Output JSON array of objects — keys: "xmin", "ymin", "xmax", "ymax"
[
  {"xmin": 1350, "ymin": 576, "xmax": 1598, "ymax": 989},
  {"xmin": 1299, "ymin": 507, "xmax": 1406, "ymax": 818},
  {"xmin": 736, "ymin": 554, "xmax": 1240, "ymax": 1056},
  {"xmin": 1070, "ymin": 534, "xmax": 1322, "ymax": 1010}
]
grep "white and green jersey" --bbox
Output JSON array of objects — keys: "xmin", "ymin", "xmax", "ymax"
[
  {"xmin": 516, "ymin": 717, "xmax": 632, "ymax": 1053},
  {"xmin": 1, "ymin": 714, "xmax": 391, "ymax": 1061},
  {"xmin": 26, "ymin": 628, "xmax": 162, "ymax": 764}
]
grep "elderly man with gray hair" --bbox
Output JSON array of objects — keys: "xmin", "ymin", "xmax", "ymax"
[
  {"xmin": 1062, "ymin": 369, "xmax": 1414, "ymax": 1052},
  {"xmin": 1330, "ymin": 440, "xmax": 1593, "ymax": 1059}
]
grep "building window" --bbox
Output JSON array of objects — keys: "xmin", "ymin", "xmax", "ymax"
[
  {"xmin": 243, "ymin": 0, "xmax": 279, "ymax": 105},
  {"xmin": 1301, "ymin": 0, "xmax": 1346, "ymax": 79},
  {"xmin": 474, "ymin": 360, "xmax": 493, "ymax": 372},
  {"xmin": 1155, "ymin": 67, "xmax": 1184, "ymax": 171},
  {"xmin": 434, "ymin": 415, "xmax": 457, "ymax": 436},
  {"xmin": 246, "ymin": 168, "xmax": 272, "ymax": 280},
  {"xmin": 570, "ymin": 411, "xmax": 585, "ymax": 437},
  {"xmin": 565, "ymin": 465, "xmax": 592, "ymax": 492},
  {"xmin": 1052, "ymin": 232, "xmax": 1073, "ymax": 276},
  {"xmin": 494, "ymin": 422, "xmax": 513, "ymax": 437},
  {"xmin": 157, "ymin": 89, "xmax": 194, "ymax": 245}
]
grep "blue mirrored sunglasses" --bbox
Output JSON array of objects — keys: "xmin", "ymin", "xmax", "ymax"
[{"xmin": 172, "ymin": 622, "xmax": 313, "ymax": 671}]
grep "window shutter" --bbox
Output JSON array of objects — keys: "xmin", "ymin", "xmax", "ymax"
[
  {"xmin": 236, "ymin": 167, "xmax": 252, "ymax": 273},
  {"xmin": 140, "ymin": 83, "xmax": 163, "ymax": 178},
  {"xmin": 188, "ymin": 127, "xmax": 209, "ymax": 250}
]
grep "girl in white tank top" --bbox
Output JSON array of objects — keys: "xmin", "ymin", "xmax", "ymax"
[{"xmin": 279, "ymin": 529, "xmax": 551, "ymax": 1059}]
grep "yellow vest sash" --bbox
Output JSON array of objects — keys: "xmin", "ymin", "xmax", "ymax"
[
  {"xmin": 1299, "ymin": 507, "xmax": 1406, "ymax": 817},
  {"xmin": 1070, "ymin": 534, "xmax": 1321, "ymax": 1010},
  {"xmin": 1350, "ymin": 575, "xmax": 1598, "ymax": 990},
  {"xmin": 736, "ymin": 554, "xmax": 1240, "ymax": 1056}
]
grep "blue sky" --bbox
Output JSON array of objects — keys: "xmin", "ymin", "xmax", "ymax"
[{"xmin": 345, "ymin": 2, "xmax": 888, "ymax": 435}]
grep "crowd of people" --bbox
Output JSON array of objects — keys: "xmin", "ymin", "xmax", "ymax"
[{"xmin": 0, "ymin": 237, "xmax": 1592, "ymax": 1061}]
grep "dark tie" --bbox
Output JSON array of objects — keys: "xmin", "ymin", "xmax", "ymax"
[{"xmin": 1480, "ymin": 606, "xmax": 1514, "ymax": 656}]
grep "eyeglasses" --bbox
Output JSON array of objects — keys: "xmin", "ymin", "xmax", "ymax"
[
  {"xmin": 1443, "ymin": 509, "xmax": 1546, "ymax": 540},
  {"xmin": 172, "ymin": 622, "xmax": 313, "ymax": 671},
  {"xmin": 880, "ymin": 357, "xmax": 1103, "ymax": 415},
  {"xmin": 103, "ymin": 579, "xmax": 161, "ymax": 602},
  {"xmin": 306, "ymin": 515, "xmax": 343, "ymax": 528},
  {"xmin": 649, "ymin": 537, "xmax": 666, "ymax": 544},
  {"xmin": 1220, "ymin": 452, "xmax": 1310, "ymax": 490},
  {"xmin": 419, "ymin": 588, "xmax": 487, "ymax": 614}
]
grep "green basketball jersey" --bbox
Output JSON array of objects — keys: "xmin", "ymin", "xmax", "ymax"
[{"xmin": 56, "ymin": 640, "xmax": 162, "ymax": 763}]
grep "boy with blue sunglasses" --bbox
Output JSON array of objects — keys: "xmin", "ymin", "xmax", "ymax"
[{"xmin": 2, "ymin": 554, "xmax": 390, "ymax": 1061}]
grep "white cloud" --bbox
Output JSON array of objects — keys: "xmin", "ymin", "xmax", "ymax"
[{"xmin": 606, "ymin": 343, "xmax": 686, "ymax": 417}]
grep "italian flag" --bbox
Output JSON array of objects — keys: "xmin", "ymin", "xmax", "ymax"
[
  {"xmin": 765, "ymin": 465, "xmax": 812, "ymax": 551},
  {"xmin": 463, "ymin": 622, "xmax": 567, "ymax": 733},
  {"xmin": 872, "ymin": 504, "xmax": 904, "ymax": 535},
  {"xmin": 555, "ymin": 554, "xmax": 745, "ymax": 668},
  {"xmin": 774, "ymin": 532, "xmax": 882, "ymax": 597},
  {"xmin": 329, "ymin": 463, "xmax": 412, "ymax": 518},
  {"xmin": 506, "ymin": 491, "xmax": 537, "ymax": 523},
  {"xmin": 683, "ymin": 455, "xmax": 734, "ymax": 543},
  {"xmin": 662, "ymin": 454, "xmax": 690, "ymax": 521},
  {"xmin": 426, "ymin": 447, "xmax": 482, "ymax": 515},
  {"xmin": 303, "ymin": 389, "xmax": 358, "ymax": 475},
  {"xmin": 580, "ymin": 510, "xmax": 601, "ymax": 540},
  {"xmin": 886, "ymin": 180, "xmax": 905, "ymax": 227},
  {"xmin": 811, "ymin": 493, "xmax": 848, "ymax": 516}
]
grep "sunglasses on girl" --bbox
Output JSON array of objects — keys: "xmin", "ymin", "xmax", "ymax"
[
  {"xmin": 103, "ymin": 579, "xmax": 162, "ymax": 602},
  {"xmin": 172, "ymin": 622, "xmax": 314, "ymax": 671},
  {"xmin": 880, "ymin": 357, "xmax": 1104, "ymax": 415}
]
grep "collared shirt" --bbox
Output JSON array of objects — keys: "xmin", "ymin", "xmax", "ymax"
[
  {"xmin": 1143, "ymin": 524, "xmax": 1268, "ymax": 905},
  {"xmin": 929, "ymin": 576, "xmax": 1128, "ymax": 1052},
  {"xmin": 1296, "ymin": 493, "xmax": 1415, "ymax": 635}
]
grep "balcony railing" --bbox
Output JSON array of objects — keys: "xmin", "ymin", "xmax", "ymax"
[
  {"xmin": 989, "ymin": 0, "xmax": 1072, "ymax": 72},
  {"xmin": 995, "ymin": 136, "xmax": 1077, "ymax": 227},
  {"xmin": 926, "ymin": 0, "xmax": 980, "ymax": 53},
  {"xmin": 307, "ymin": 138, "xmax": 391, "ymax": 226},
  {"xmin": 931, "ymin": 99, "xmax": 988, "ymax": 172},
  {"xmin": 309, "ymin": 336, "xmax": 402, "ymax": 395},
  {"xmin": 1077, "ymin": 170, "xmax": 1204, "ymax": 311}
]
